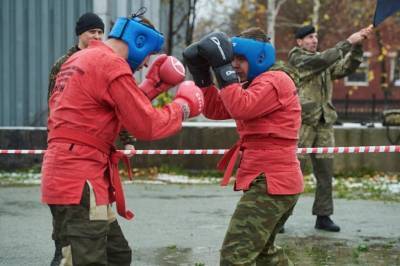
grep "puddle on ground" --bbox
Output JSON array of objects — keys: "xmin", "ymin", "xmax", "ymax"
[
  {"xmin": 147, "ymin": 195, "xmax": 226, "ymax": 200},
  {"xmin": 3, "ymin": 200, "xmax": 39, "ymax": 209},
  {"xmin": 0, "ymin": 201, "xmax": 39, "ymax": 216},
  {"xmin": 134, "ymin": 246, "xmax": 201, "ymax": 266},
  {"xmin": 190, "ymin": 208, "xmax": 230, "ymax": 217},
  {"xmin": 0, "ymin": 208, "xmax": 21, "ymax": 217},
  {"xmin": 131, "ymin": 237, "xmax": 400, "ymax": 266}
]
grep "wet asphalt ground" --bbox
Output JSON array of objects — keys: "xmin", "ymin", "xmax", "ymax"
[{"xmin": 0, "ymin": 183, "xmax": 399, "ymax": 266}]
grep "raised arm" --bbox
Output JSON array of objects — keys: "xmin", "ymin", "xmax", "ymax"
[
  {"xmin": 202, "ymin": 85, "xmax": 232, "ymax": 120},
  {"xmin": 330, "ymin": 44, "xmax": 364, "ymax": 80},
  {"xmin": 288, "ymin": 41, "xmax": 352, "ymax": 80},
  {"xmin": 289, "ymin": 25, "xmax": 373, "ymax": 82},
  {"xmin": 108, "ymin": 74, "xmax": 183, "ymax": 141}
]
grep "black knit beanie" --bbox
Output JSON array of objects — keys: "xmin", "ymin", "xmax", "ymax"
[{"xmin": 75, "ymin": 12, "xmax": 104, "ymax": 36}]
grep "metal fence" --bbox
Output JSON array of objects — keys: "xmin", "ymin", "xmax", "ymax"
[{"xmin": 334, "ymin": 95, "xmax": 400, "ymax": 123}]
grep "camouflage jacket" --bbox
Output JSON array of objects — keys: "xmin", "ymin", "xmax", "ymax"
[
  {"xmin": 48, "ymin": 45, "xmax": 80, "ymax": 101},
  {"xmin": 269, "ymin": 60, "xmax": 300, "ymax": 88},
  {"xmin": 288, "ymin": 41, "xmax": 363, "ymax": 126},
  {"xmin": 47, "ymin": 45, "xmax": 136, "ymax": 146}
]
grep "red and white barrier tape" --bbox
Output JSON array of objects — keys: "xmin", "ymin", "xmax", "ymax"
[{"xmin": 0, "ymin": 146, "xmax": 399, "ymax": 155}]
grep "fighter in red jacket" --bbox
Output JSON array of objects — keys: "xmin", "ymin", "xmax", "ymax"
[
  {"xmin": 42, "ymin": 12, "xmax": 204, "ymax": 265},
  {"xmin": 183, "ymin": 27, "xmax": 303, "ymax": 265}
]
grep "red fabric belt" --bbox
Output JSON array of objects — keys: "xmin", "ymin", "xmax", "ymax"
[
  {"xmin": 217, "ymin": 136, "xmax": 297, "ymax": 186},
  {"xmin": 48, "ymin": 127, "xmax": 134, "ymax": 220}
]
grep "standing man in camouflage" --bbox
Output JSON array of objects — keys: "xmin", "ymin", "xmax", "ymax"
[
  {"xmin": 48, "ymin": 12, "xmax": 105, "ymax": 100},
  {"xmin": 288, "ymin": 25, "xmax": 373, "ymax": 232}
]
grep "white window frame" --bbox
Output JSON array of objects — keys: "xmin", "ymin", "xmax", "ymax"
[
  {"xmin": 389, "ymin": 51, "xmax": 400, "ymax": 87},
  {"xmin": 344, "ymin": 52, "xmax": 371, "ymax": 87}
]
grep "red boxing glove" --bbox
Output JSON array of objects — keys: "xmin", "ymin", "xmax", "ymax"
[
  {"xmin": 140, "ymin": 54, "xmax": 186, "ymax": 100},
  {"xmin": 173, "ymin": 81, "xmax": 204, "ymax": 120}
]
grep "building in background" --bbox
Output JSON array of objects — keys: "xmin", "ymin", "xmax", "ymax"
[
  {"xmin": 193, "ymin": 0, "xmax": 400, "ymax": 124},
  {"xmin": 4, "ymin": 0, "xmax": 397, "ymax": 127},
  {"xmin": 329, "ymin": 25, "xmax": 400, "ymax": 123},
  {"xmin": 0, "ymin": 0, "xmax": 193, "ymax": 127}
]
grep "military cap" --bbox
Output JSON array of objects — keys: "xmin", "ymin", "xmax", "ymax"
[{"xmin": 295, "ymin": 25, "xmax": 316, "ymax": 39}]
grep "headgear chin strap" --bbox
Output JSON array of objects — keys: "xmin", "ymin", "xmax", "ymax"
[
  {"xmin": 109, "ymin": 16, "xmax": 164, "ymax": 71},
  {"xmin": 231, "ymin": 37, "xmax": 276, "ymax": 80}
]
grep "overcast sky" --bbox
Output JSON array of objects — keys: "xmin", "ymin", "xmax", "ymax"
[{"xmin": 195, "ymin": 0, "xmax": 240, "ymax": 23}]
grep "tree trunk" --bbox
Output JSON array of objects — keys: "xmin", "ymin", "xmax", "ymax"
[
  {"xmin": 167, "ymin": 0, "xmax": 175, "ymax": 55},
  {"xmin": 185, "ymin": 0, "xmax": 197, "ymax": 46},
  {"xmin": 375, "ymin": 29, "xmax": 390, "ymax": 108},
  {"xmin": 312, "ymin": 0, "xmax": 320, "ymax": 28},
  {"xmin": 267, "ymin": 0, "xmax": 287, "ymax": 45},
  {"xmin": 267, "ymin": 0, "xmax": 276, "ymax": 45}
]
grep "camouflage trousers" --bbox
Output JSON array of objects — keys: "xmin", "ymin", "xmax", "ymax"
[
  {"xmin": 220, "ymin": 176, "xmax": 299, "ymax": 266},
  {"xmin": 298, "ymin": 123, "xmax": 334, "ymax": 216},
  {"xmin": 298, "ymin": 123, "xmax": 335, "ymax": 159},
  {"xmin": 49, "ymin": 182, "xmax": 132, "ymax": 266}
]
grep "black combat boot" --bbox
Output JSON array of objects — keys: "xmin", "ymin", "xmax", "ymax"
[
  {"xmin": 50, "ymin": 240, "xmax": 63, "ymax": 266},
  {"xmin": 315, "ymin": 215, "xmax": 340, "ymax": 232}
]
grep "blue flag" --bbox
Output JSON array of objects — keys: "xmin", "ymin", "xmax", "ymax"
[{"xmin": 373, "ymin": 0, "xmax": 400, "ymax": 26}]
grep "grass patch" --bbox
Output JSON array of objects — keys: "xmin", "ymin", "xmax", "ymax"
[
  {"xmin": 158, "ymin": 164, "xmax": 223, "ymax": 178},
  {"xmin": 303, "ymin": 172, "xmax": 400, "ymax": 202},
  {"xmin": 121, "ymin": 164, "xmax": 223, "ymax": 180},
  {"xmin": 280, "ymin": 236, "xmax": 400, "ymax": 266},
  {"xmin": 0, "ymin": 171, "xmax": 41, "ymax": 186},
  {"xmin": 2, "ymin": 166, "xmax": 399, "ymax": 202}
]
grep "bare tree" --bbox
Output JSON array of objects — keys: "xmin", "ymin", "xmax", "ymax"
[
  {"xmin": 166, "ymin": 0, "xmax": 175, "ymax": 55},
  {"xmin": 312, "ymin": 0, "xmax": 321, "ymax": 28},
  {"xmin": 166, "ymin": 0, "xmax": 198, "ymax": 55},
  {"xmin": 186, "ymin": 0, "xmax": 198, "ymax": 45},
  {"xmin": 266, "ymin": 0, "xmax": 287, "ymax": 45}
]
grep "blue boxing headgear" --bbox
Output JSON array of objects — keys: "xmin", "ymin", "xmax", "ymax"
[
  {"xmin": 231, "ymin": 37, "xmax": 276, "ymax": 80},
  {"xmin": 109, "ymin": 16, "xmax": 164, "ymax": 71}
]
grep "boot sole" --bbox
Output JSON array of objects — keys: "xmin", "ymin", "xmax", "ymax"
[{"xmin": 315, "ymin": 226, "xmax": 340, "ymax": 232}]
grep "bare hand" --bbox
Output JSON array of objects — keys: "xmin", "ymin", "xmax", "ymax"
[
  {"xmin": 124, "ymin": 144, "xmax": 135, "ymax": 158},
  {"xmin": 347, "ymin": 25, "xmax": 374, "ymax": 45},
  {"xmin": 359, "ymin": 24, "xmax": 374, "ymax": 39},
  {"xmin": 347, "ymin": 32, "xmax": 364, "ymax": 44}
]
